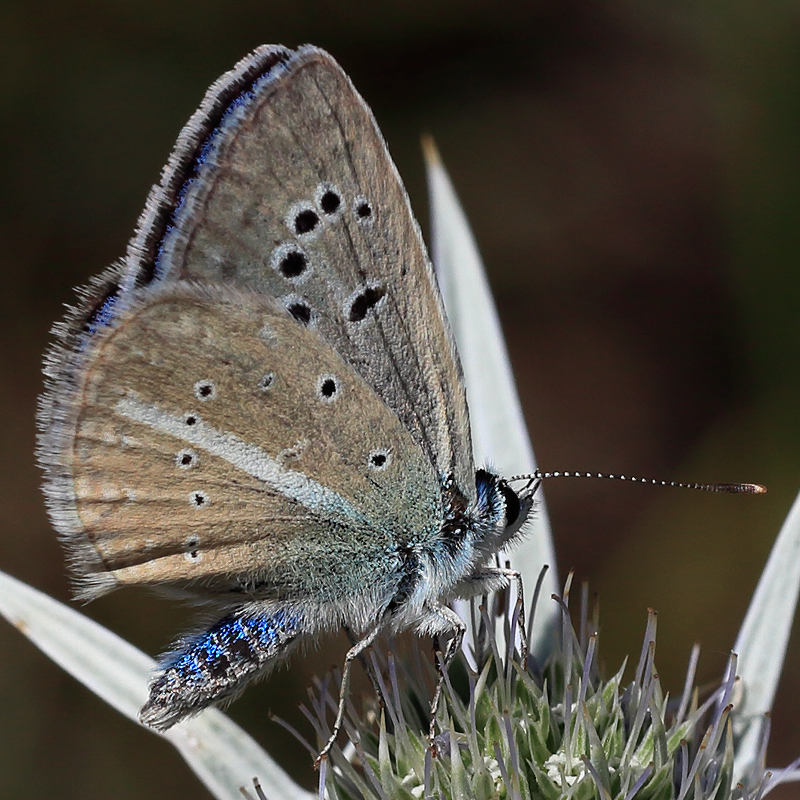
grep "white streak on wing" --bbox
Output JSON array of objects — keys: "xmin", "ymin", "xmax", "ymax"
[{"xmin": 116, "ymin": 395, "xmax": 371, "ymax": 527}]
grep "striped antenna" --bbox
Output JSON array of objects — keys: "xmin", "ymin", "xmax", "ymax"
[{"xmin": 508, "ymin": 471, "xmax": 767, "ymax": 495}]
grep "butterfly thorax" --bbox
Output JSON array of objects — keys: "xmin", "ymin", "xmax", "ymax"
[{"xmin": 385, "ymin": 469, "xmax": 525, "ymax": 631}]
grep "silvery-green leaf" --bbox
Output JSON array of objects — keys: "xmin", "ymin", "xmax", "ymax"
[
  {"xmin": 731, "ymin": 488, "xmax": 800, "ymax": 784},
  {"xmin": 423, "ymin": 137, "xmax": 559, "ymax": 654},
  {"xmin": 0, "ymin": 569, "xmax": 312, "ymax": 800},
  {"xmin": 167, "ymin": 712, "xmax": 314, "ymax": 800}
]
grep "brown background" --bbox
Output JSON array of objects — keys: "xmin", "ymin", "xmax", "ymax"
[{"xmin": 1, "ymin": 1, "xmax": 799, "ymax": 797}]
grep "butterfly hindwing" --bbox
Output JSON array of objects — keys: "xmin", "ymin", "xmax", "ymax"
[{"xmin": 49, "ymin": 283, "xmax": 440, "ymax": 602}]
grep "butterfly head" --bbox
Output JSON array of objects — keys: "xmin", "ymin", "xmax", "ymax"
[{"xmin": 437, "ymin": 469, "xmax": 536, "ymax": 574}]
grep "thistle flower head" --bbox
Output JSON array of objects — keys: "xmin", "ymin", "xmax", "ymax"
[{"xmin": 301, "ymin": 574, "xmax": 796, "ymax": 800}]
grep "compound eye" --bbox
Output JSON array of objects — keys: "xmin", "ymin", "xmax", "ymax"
[{"xmin": 500, "ymin": 481, "xmax": 522, "ymax": 527}]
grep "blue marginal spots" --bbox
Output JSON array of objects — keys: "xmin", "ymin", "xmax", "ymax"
[
  {"xmin": 84, "ymin": 292, "xmax": 120, "ymax": 336},
  {"xmin": 161, "ymin": 606, "xmax": 303, "ymax": 687},
  {"xmin": 140, "ymin": 606, "xmax": 303, "ymax": 728},
  {"xmin": 77, "ymin": 288, "xmax": 122, "ymax": 355},
  {"xmin": 152, "ymin": 58, "xmax": 291, "ymax": 284}
]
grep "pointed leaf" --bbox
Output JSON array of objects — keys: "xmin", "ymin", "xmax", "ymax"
[
  {"xmin": 0, "ymin": 569, "xmax": 312, "ymax": 800},
  {"xmin": 423, "ymin": 137, "xmax": 559, "ymax": 654},
  {"xmin": 732, "ymin": 489, "xmax": 800, "ymax": 782}
]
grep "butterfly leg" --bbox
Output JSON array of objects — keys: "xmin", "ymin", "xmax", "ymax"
[
  {"xmin": 426, "ymin": 604, "xmax": 467, "ymax": 748},
  {"xmin": 498, "ymin": 566, "xmax": 527, "ymax": 669},
  {"xmin": 315, "ymin": 623, "xmax": 382, "ymax": 767},
  {"xmin": 465, "ymin": 566, "xmax": 527, "ymax": 669},
  {"xmin": 343, "ymin": 624, "xmax": 389, "ymax": 716}
]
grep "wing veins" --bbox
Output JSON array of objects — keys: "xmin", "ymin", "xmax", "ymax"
[{"xmin": 308, "ymin": 70, "xmax": 445, "ymax": 471}]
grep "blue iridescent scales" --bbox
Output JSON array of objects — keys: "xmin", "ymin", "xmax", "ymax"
[{"xmin": 141, "ymin": 609, "xmax": 304, "ymax": 730}]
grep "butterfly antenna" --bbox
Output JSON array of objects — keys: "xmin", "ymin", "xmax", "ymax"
[{"xmin": 508, "ymin": 471, "xmax": 767, "ymax": 495}]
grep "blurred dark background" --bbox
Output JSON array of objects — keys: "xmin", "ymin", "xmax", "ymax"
[{"xmin": 1, "ymin": 1, "xmax": 799, "ymax": 797}]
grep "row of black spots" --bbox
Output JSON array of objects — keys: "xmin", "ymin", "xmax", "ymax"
[
  {"xmin": 272, "ymin": 185, "xmax": 373, "ymax": 289},
  {"xmin": 259, "ymin": 369, "xmax": 339, "ymax": 400},
  {"xmin": 273, "ymin": 184, "xmax": 376, "ymax": 326},
  {"xmin": 254, "ymin": 367, "xmax": 340, "ymax": 404},
  {"xmin": 312, "ymin": 185, "xmax": 371, "ymax": 223},
  {"xmin": 280, "ymin": 282, "xmax": 385, "ymax": 328},
  {"xmin": 283, "ymin": 184, "xmax": 372, "ymax": 242},
  {"xmin": 177, "ymin": 405, "xmax": 205, "ymax": 510},
  {"xmin": 348, "ymin": 284, "xmax": 386, "ymax": 322},
  {"xmin": 291, "ymin": 182, "xmax": 345, "ymax": 236},
  {"xmin": 273, "ymin": 186, "xmax": 341, "ymax": 281},
  {"xmin": 184, "ymin": 534, "xmax": 201, "ymax": 562},
  {"xmin": 310, "ymin": 184, "xmax": 373, "ymax": 229}
]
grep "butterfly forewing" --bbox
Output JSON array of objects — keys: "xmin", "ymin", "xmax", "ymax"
[
  {"xmin": 127, "ymin": 46, "xmax": 474, "ymax": 499},
  {"xmin": 61, "ymin": 284, "xmax": 439, "ymax": 599}
]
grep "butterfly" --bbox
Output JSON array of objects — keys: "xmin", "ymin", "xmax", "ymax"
[{"xmin": 37, "ymin": 44, "xmax": 536, "ymax": 761}]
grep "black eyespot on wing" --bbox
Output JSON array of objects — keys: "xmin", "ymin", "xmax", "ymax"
[
  {"xmin": 278, "ymin": 249, "xmax": 307, "ymax": 278},
  {"xmin": 356, "ymin": 201, "xmax": 372, "ymax": 219},
  {"xmin": 184, "ymin": 414, "xmax": 198, "ymax": 426},
  {"xmin": 320, "ymin": 190, "xmax": 341, "ymax": 215},
  {"xmin": 367, "ymin": 448, "xmax": 392, "ymax": 471},
  {"xmin": 190, "ymin": 490, "xmax": 208, "ymax": 507},
  {"xmin": 194, "ymin": 380, "xmax": 216, "ymax": 401},
  {"xmin": 500, "ymin": 481, "xmax": 521, "ymax": 528},
  {"xmin": 258, "ymin": 372, "xmax": 275, "ymax": 391},
  {"xmin": 294, "ymin": 209, "xmax": 319, "ymax": 235},
  {"xmin": 176, "ymin": 449, "xmax": 198, "ymax": 469},
  {"xmin": 316, "ymin": 374, "xmax": 340, "ymax": 404},
  {"xmin": 287, "ymin": 301, "xmax": 311, "ymax": 326},
  {"xmin": 319, "ymin": 377, "xmax": 337, "ymax": 399},
  {"xmin": 349, "ymin": 285, "xmax": 386, "ymax": 322}
]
